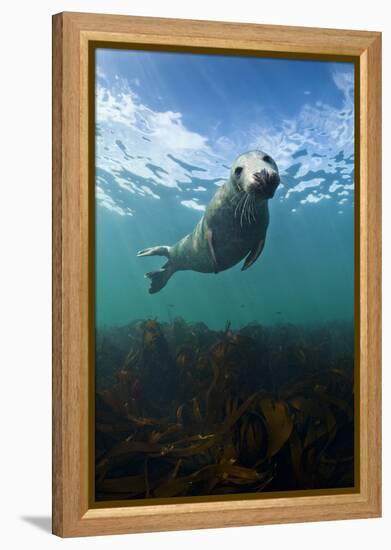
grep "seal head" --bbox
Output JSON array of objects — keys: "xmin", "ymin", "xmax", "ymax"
[{"xmin": 231, "ymin": 150, "xmax": 280, "ymax": 199}]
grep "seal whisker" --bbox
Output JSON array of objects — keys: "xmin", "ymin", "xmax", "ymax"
[
  {"xmin": 247, "ymin": 195, "xmax": 254, "ymax": 224},
  {"xmin": 247, "ymin": 197, "xmax": 253, "ymax": 224},
  {"xmin": 246, "ymin": 196, "xmax": 252, "ymax": 224},
  {"xmin": 234, "ymin": 193, "xmax": 242, "ymax": 218},
  {"xmin": 244, "ymin": 195, "xmax": 251, "ymax": 226},
  {"xmin": 235, "ymin": 192, "xmax": 246, "ymax": 220},
  {"xmin": 251, "ymin": 197, "xmax": 256, "ymax": 222},
  {"xmin": 241, "ymin": 195, "xmax": 250, "ymax": 228},
  {"xmin": 250, "ymin": 196, "xmax": 256, "ymax": 223},
  {"xmin": 234, "ymin": 198, "xmax": 242, "ymax": 220},
  {"xmin": 240, "ymin": 195, "xmax": 247, "ymax": 227}
]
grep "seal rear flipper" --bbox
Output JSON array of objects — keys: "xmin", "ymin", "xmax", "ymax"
[
  {"xmin": 137, "ymin": 245, "xmax": 170, "ymax": 258},
  {"xmin": 241, "ymin": 239, "xmax": 265, "ymax": 271},
  {"xmin": 145, "ymin": 265, "xmax": 174, "ymax": 294}
]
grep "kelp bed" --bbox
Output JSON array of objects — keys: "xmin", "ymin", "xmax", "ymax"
[{"xmin": 95, "ymin": 319, "xmax": 354, "ymax": 501}]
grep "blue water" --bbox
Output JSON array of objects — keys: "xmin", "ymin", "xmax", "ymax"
[{"xmin": 95, "ymin": 50, "xmax": 354, "ymax": 331}]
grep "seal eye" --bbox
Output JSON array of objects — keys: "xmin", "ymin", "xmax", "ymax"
[
  {"xmin": 263, "ymin": 155, "xmax": 272, "ymax": 164},
  {"xmin": 234, "ymin": 166, "xmax": 243, "ymax": 177}
]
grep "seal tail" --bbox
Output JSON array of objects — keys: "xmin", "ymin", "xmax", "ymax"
[{"xmin": 145, "ymin": 263, "xmax": 174, "ymax": 294}]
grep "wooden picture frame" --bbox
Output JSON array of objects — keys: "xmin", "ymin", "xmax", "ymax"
[{"xmin": 52, "ymin": 11, "xmax": 381, "ymax": 537}]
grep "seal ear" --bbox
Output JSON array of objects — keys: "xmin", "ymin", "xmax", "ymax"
[{"xmin": 241, "ymin": 238, "xmax": 265, "ymax": 271}]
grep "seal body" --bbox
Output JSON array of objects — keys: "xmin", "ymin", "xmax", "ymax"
[
  {"xmin": 171, "ymin": 185, "xmax": 270, "ymax": 273},
  {"xmin": 137, "ymin": 150, "xmax": 280, "ymax": 293}
]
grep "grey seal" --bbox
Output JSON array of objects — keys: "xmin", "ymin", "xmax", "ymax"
[{"xmin": 137, "ymin": 150, "xmax": 280, "ymax": 293}]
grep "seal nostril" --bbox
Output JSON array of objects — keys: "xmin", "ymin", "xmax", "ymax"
[
  {"xmin": 253, "ymin": 170, "xmax": 269, "ymax": 185},
  {"xmin": 251, "ymin": 170, "xmax": 280, "ymax": 196}
]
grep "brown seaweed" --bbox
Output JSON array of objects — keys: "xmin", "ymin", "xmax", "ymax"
[{"xmin": 95, "ymin": 318, "xmax": 354, "ymax": 500}]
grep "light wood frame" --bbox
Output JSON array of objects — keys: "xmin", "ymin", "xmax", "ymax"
[{"xmin": 52, "ymin": 11, "xmax": 382, "ymax": 537}]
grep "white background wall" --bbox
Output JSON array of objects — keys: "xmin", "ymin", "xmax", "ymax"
[{"xmin": 0, "ymin": 0, "xmax": 389, "ymax": 547}]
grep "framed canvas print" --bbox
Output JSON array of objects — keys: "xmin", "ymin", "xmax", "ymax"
[{"xmin": 52, "ymin": 12, "xmax": 381, "ymax": 537}]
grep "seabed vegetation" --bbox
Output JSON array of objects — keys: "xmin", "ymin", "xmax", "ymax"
[{"xmin": 95, "ymin": 318, "xmax": 354, "ymax": 501}]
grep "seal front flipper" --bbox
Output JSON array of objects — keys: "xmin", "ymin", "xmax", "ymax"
[
  {"xmin": 206, "ymin": 228, "xmax": 218, "ymax": 273},
  {"xmin": 241, "ymin": 238, "xmax": 265, "ymax": 271}
]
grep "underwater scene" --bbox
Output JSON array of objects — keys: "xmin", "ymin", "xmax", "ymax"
[{"xmin": 94, "ymin": 49, "xmax": 356, "ymax": 502}]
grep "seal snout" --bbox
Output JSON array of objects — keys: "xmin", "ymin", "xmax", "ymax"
[{"xmin": 250, "ymin": 169, "xmax": 280, "ymax": 199}]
